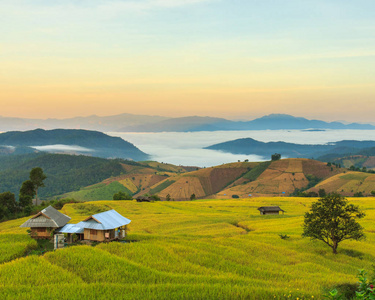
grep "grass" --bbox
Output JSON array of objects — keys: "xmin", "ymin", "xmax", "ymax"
[
  {"xmin": 65, "ymin": 181, "xmax": 133, "ymax": 201},
  {"xmin": 1, "ymin": 197, "xmax": 375, "ymax": 299},
  {"xmin": 149, "ymin": 179, "xmax": 176, "ymax": 195},
  {"xmin": 240, "ymin": 161, "xmax": 271, "ymax": 181}
]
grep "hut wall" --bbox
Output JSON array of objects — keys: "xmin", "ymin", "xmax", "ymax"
[
  {"xmin": 84, "ymin": 228, "xmax": 108, "ymax": 241},
  {"xmin": 31, "ymin": 228, "xmax": 51, "ymax": 238},
  {"xmin": 264, "ymin": 211, "xmax": 280, "ymax": 215}
]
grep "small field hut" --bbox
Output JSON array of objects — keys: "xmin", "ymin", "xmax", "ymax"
[
  {"xmin": 58, "ymin": 209, "xmax": 131, "ymax": 242},
  {"xmin": 20, "ymin": 206, "xmax": 71, "ymax": 239},
  {"xmin": 257, "ymin": 206, "xmax": 284, "ymax": 215}
]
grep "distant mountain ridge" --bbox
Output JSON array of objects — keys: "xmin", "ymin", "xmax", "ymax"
[
  {"xmin": 0, "ymin": 113, "xmax": 374, "ymax": 132},
  {"xmin": 205, "ymin": 137, "xmax": 375, "ymax": 160},
  {"xmin": 0, "ymin": 128, "xmax": 149, "ymax": 160}
]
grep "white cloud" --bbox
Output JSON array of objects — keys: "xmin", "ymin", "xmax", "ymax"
[
  {"xmin": 31, "ymin": 144, "xmax": 93, "ymax": 152},
  {"xmin": 109, "ymin": 130, "xmax": 375, "ymax": 167}
]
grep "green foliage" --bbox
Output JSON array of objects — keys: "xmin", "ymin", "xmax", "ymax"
[
  {"xmin": 149, "ymin": 180, "xmax": 175, "ymax": 195},
  {"xmin": 0, "ymin": 154, "xmax": 128, "ymax": 199},
  {"xmin": 292, "ymin": 174, "xmax": 322, "ymax": 196},
  {"xmin": 150, "ymin": 194, "xmax": 161, "ymax": 201},
  {"xmin": 190, "ymin": 193, "xmax": 196, "ymax": 200},
  {"xmin": 48, "ymin": 198, "xmax": 80, "ymax": 210},
  {"xmin": 242, "ymin": 161, "xmax": 271, "ymax": 181},
  {"xmin": 356, "ymin": 269, "xmax": 375, "ymax": 299},
  {"xmin": 66, "ymin": 182, "xmax": 133, "ymax": 201},
  {"xmin": 318, "ymin": 188, "xmax": 327, "ymax": 197},
  {"xmin": 279, "ymin": 234, "xmax": 290, "ymax": 240},
  {"xmin": 271, "ymin": 153, "xmax": 281, "ymax": 161},
  {"xmin": 19, "ymin": 180, "xmax": 35, "ymax": 199},
  {"xmin": 302, "ymin": 194, "xmax": 365, "ymax": 254},
  {"xmin": 72, "ymin": 203, "xmax": 111, "ymax": 215},
  {"xmin": 29, "ymin": 167, "xmax": 46, "ymax": 190},
  {"xmin": 113, "ymin": 191, "xmax": 133, "ymax": 200},
  {"xmin": 28, "ymin": 167, "xmax": 47, "ymax": 206},
  {"xmin": 354, "ymin": 191, "xmax": 365, "ymax": 197},
  {"xmin": 324, "ymin": 288, "xmax": 343, "ymax": 299},
  {"xmin": 0, "ymin": 192, "xmax": 17, "ymax": 220}
]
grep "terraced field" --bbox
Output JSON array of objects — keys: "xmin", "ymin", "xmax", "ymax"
[
  {"xmin": 1, "ymin": 197, "xmax": 375, "ymax": 299},
  {"xmin": 218, "ymin": 158, "xmax": 345, "ymax": 198},
  {"xmin": 309, "ymin": 171, "xmax": 375, "ymax": 196}
]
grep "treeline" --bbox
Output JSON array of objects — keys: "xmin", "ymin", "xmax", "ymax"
[
  {"xmin": 0, "ymin": 153, "xmax": 131, "ymax": 199},
  {"xmin": 0, "ymin": 193, "xmax": 78, "ymax": 222}
]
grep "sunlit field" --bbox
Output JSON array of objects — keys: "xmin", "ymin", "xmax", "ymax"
[{"xmin": 1, "ymin": 197, "xmax": 375, "ymax": 299}]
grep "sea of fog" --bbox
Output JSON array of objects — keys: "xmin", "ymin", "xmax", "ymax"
[{"xmin": 109, "ymin": 129, "xmax": 375, "ymax": 168}]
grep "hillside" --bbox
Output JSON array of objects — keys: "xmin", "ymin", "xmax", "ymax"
[
  {"xmin": 63, "ymin": 162, "xmax": 252, "ymax": 201},
  {"xmin": 0, "ymin": 154, "xmax": 175, "ymax": 199},
  {"xmin": 0, "ymin": 128, "xmax": 149, "ymax": 160},
  {"xmin": 1, "ymin": 198, "xmax": 375, "ymax": 299},
  {"xmin": 206, "ymin": 137, "xmax": 375, "ymax": 159},
  {"xmin": 61, "ymin": 159, "xmax": 359, "ymax": 201},
  {"xmin": 217, "ymin": 158, "xmax": 346, "ymax": 198},
  {"xmin": 308, "ymin": 171, "xmax": 375, "ymax": 196}
]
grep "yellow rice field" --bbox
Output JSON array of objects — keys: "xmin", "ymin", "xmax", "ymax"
[{"xmin": 1, "ymin": 197, "xmax": 375, "ymax": 299}]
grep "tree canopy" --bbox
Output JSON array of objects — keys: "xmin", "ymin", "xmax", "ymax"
[
  {"xmin": 113, "ymin": 191, "xmax": 133, "ymax": 200},
  {"xmin": 302, "ymin": 194, "xmax": 365, "ymax": 254},
  {"xmin": 29, "ymin": 167, "xmax": 47, "ymax": 205}
]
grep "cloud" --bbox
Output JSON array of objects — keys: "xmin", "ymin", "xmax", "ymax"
[
  {"xmin": 110, "ymin": 130, "xmax": 375, "ymax": 167},
  {"xmin": 31, "ymin": 144, "xmax": 93, "ymax": 153}
]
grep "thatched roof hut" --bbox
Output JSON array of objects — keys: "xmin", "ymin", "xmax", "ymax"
[
  {"xmin": 20, "ymin": 206, "xmax": 71, "ymax": 239},
  {"xmin": 20, "ymin": 206, "xmax": 71, "ymax": 228},
  {"xmin": 257, "ymin": 206, "xmax": 284, "ymax": 215}
]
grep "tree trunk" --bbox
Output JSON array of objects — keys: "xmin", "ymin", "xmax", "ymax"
[
  {"xmin": 332, "ymin": 242, "xmax": 338, "ymax": 254},
  {"xmin": 35, "ymin": 188, "xmax": 38, "ymax": 206}
]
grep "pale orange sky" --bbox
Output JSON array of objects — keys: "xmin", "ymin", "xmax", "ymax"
[{"xmin": 1, "ymin": 0, "xmax": 375, "ymax": 122}]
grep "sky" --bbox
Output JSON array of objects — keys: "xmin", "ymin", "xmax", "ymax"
[{"xmin": 1, "ymin": 0, "xmax": 375, "ymax": 122}]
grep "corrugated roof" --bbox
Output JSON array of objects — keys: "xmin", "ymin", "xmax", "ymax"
[
  {"xmin": 257, "ymin": 206, "xmax": 284, "ymax": 212},
  {"xmin": 20, "ymin": 206, "xmax": 71, "ymax": 228},
  {"xmin": 78, "ymin": 210, "xmax": 131, "ymax": 230},
  {"xmin": 57, "ymin": 223, "xmax": 85, "ymax": 234}
]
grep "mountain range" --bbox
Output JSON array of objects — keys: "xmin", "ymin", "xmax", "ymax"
[
  {"xmin": 205, "ymin": 138, "xmax": 375, "ymax": 160},
  {"xmin": 0, "ymin": 129, "xmax": 148, "ymax": 161},
  {"xmin": 1, "ymin": 113, "xmax": 374, "ymax": 132}
]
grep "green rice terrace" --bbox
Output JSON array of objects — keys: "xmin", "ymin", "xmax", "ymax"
[{"xmin": 1, "ymin": 197, "xmax": 375, "ymax": 299}]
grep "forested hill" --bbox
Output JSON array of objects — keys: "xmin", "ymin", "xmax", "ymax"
[
  {"xmin": 205, "ymin": 138, "xmax": 375, "ymax": 159},
  {"xmin": 0, "ymin": 153, "xmax": 141, "ymax": 199},
  {"xmin": 0, "ymin": 128, "xmax": 148, "ymax": 160}
]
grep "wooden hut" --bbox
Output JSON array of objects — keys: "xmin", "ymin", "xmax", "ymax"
[
  {"xmin": 257, "ymin": 206, "xmax": 284, "ymax": 215},
  {"xmin": 58, "ymin": 209, "xmax": 131, "ymax": 242},
  {"xmin": 20, "ymin": 206, "xmax": 71, "ymax": 239},
  {"xmin": 136, "ymin": 196, "xmax": 153, "ymax": 202}
]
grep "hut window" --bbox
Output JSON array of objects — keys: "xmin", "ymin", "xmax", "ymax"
[
  {"xmin": 90, "ymin": 229, "xmax": 97, "ymax": 235},
  {"xmin": 37, "ymin": 228, "xmax": 45, "ymax": 233}
]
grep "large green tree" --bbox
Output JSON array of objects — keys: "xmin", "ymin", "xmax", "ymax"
[
  {"xmin": 29, "ymin": 167, "xmax": 47, "ymax": 206},
  {"xmin": 0, "ymin": 192, "xmax": 17, "ymax": 220},
  {"xmin": 19, "ymin": 180, "xmax": 35, "ymax": 209},
  {"xmin": 302, "ymin": 194, "xmax": 365, "ymax": 254}
]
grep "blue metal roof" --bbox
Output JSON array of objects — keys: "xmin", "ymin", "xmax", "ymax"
[
  {"xmin": 57, "ymin": 210, "xmax": 131, "ymax": 233},
  {"xmin": 57, "ymin": 223, "xmax": 84, "ymax": 234},
  {"xmin": 79, "ymin": 210, "xmax": 131, "ymax": 230}
]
